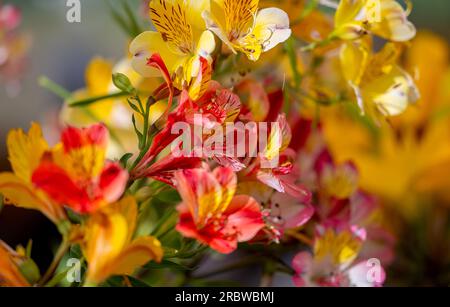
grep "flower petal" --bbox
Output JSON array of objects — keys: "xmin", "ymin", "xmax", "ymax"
[
  {"xmin": 225, "ymin": 195, "xmax": 264, "ymax": 242},
  {"xmin": 31, "ymin": 162, "xmax": 90, "ymax": 213},
  {"xmin": 0, "ymin": 173, "xmax": 66, "ymax": 223},
  {"xmin": 84, "ymin": 206, "xmax": 129, "ymax": 284},
  {"xmin": 130, "ymin": 31, "xmax": 179, "ymax": 77},
  {"xmin": 109, "ymin": 236, "xmax": 163, "ymax": 277},
  {"xmin": 6, "ymin": 122, "xmax": 48, "ymax": 182},
  {"xmin": 253, "ymin": 8, "xmax": 291, "ymax": 52},
  {"xmin": 98, "ymin": 162, "xmax": 128, "ymax": 204}
]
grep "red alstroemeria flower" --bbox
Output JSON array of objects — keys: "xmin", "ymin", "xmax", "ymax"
[
  {"xmin": 242, "ymin": 114, "xmax": 312, "ymax": 203},
  {"xmin": 175, "ymin": 167, "xmax": 265, "ymax": 254},
  {"xmin": 132, "ymin": 81, "xmax": 242, "ymax": 182},
  {"xmin": 31, "ymin": 124, "xmax": 128, "ymax": 214},
  {"xmin": 131, "ymin": 90, "xmax": 201, "ymax": 181}
]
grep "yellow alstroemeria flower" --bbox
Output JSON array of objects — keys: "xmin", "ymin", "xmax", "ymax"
[
  {"xmin": 396, "ymin": 31, "xmax": 450, "ymax": 127},
  {"xmin": 334, "ymin": 0, "xmax": 416, "ymax": 42},
  {"xmin": 0, "ymin": 123, "xmax": 67, "ymax": 224},
  {"xmin": 340, "ymin": 40, "xmax": 419, "ymax": 119},
  {"xmin": 322, "ymin": 33, "xmax": 450, "ymax": 217},
  {"xmin": 314, "ymin": 228, "xmax": 363, "ymax": 268},
  {"xmin": 130, "ymin": 0, "xmax": 215, "ymax": 95},
  {"xmin": 61, "ymin": 57, "xmax": 166, "ymax": 158},
  {"xmin": 0, "ymin": 241, "xmax": 30, "ymax": 287},
  {"xmin": 202, "ymin": 0, "xmax": 291, "ymax": 61},
  {"xmin": 83, "ymin": 196, "xmax": 163, "ymax": 285}
]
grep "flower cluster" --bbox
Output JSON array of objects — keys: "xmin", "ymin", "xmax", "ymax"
[{"xmin": 3, "ymin": 0, "xmax": 447, "ymax": 287}]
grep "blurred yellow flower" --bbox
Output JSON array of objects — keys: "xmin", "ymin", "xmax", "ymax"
[
  {"xmin": 83, "ymin": 196, "xmax": 163, "ymax": 285},
  {"xmin": 0, "ymin": 123, "xmax": 67, "ymax": 224},
  {"xmin": 333, "ymin": 0, "xmax": 416, "ymax": 42},
  {"xmin": 61, "ymin": 57, "xmax": 166, "ymax": 158},
  {"xmin": 323, "ymin": 32, "xmax": 450, "ymax": 217},
  {"xmin": 314, "ymin": 228, "xmax": 363, "ymax": 267},
  {"xmin": 0, "ymin": 241, "xmax": 30, "ymax": 287},
  {"xmin": 340, "ymin": 40, "xmax": 419, "ymax": 119}
]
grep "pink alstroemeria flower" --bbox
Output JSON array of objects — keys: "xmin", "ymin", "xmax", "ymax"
[{"xmin": 175, "ymin": 167, "xmax": 265, "ymax": 254}]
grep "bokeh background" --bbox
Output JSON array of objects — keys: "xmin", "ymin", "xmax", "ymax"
[{"xmin": 1, "ymin": 0, "xmax": 449, "ymax": 285}]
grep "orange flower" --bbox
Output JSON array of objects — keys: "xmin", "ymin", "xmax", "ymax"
[
  {"xmin": 0, "ymin": 241, "xmax": 30, "ymax": 287},
  {"xmin": 0, "ymin": 123, "xmax": 67, "ymax": 224},
  {"xmin": 83, "ymin": 196, "xmax": 163, "ymax": 285},
  {"xmin": 175, "ymin": 167, "xmax": 265, "ymax": 254},
  {"xmin": 31, "ymin": 124, "xmax": 128, "ymax": 214}
]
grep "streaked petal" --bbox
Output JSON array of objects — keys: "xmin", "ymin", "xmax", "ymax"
[
  {"xmin": 130, "ymin": 31, "xmax": 179, "ymax": 77},
  {"xmin": 84, "ymin": 202, "xmax": 129, "ymax": 284},
  {"xmin": 225, "ymin": 195, "xmax": 264, "ymax": 242},
  {"xmin": 109, "ymin": 236, "xmax": 163, "ymax": 277},
  {"xmin": 0, "ymin": 173, "xmax": 66, "ymax": 223},
  {"xmin": 98, "ymin": 162, "xmax": 128, "ymax": 204},
  {"xmin": 253, "ymin": 8, "xmax": 291, "ymax": 52},
  {"xmin": 31, "ymin": 162, "xmax": 90, "ymax": 214},
  {"xmin": 6, "ymin": 122, "xmax": 48, "ymax": 182}
]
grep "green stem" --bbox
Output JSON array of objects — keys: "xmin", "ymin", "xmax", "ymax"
[
  {"xmin": 300, "ymin": 35, "xmax": 336, "ymax": 52},
  {"xmin": 39, "ymin": 239, "xmax": 70, "ymax": 286},
  {"xmin": 38, "ymin": 76, "xmax": 72, "ymax": 100},
  {"xmin": 69, "ymin": 91, "xmax": 128, "ymax": 108}
]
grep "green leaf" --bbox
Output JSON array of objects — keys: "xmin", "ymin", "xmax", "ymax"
[
  {"xmin": 144, "ymin": 260, "xmax": 195, "ymax": 271},
  {"xmin": 19, "ymin": 259, "xmax": 41, "ymax": 285},
  {"xmin": 25, "ymin": 240, "xmax": 33, "ymax": 258},
  {"xmin": 127, "ymin": 98, "xmax": 143, "ymax": 114},
  {"xmin": 121, "ymin": 1, "xmax": 143, "ymax": 37},
  {"xmin": 38, "ymin": 76, "xmax": 72, "ymax": 100},
  {"xmin": 68, "ymin": 91, "xmax": 127, "ymax": 108},
  {"xmin": 68, "ymin": 244, "xmax": 83, "ymax": 259},
  {"xmin": 132, "ymin": 114, "xmax": 144, "ymax": 149},
  {"xmin": 126, "ymin": 276, "xmax": 152, "ymax": 287},
  {"xmin": 104, "ymin": 276, "xmax": 151, "ymax": 287},
  {"xmin": 66, "ymin": 208, "xmax": 84, "ymax": 224},
  {"xmin": 154, "ymin": 189, "xmax": 181, "ymax": 204},
  {"xmin": 109, "ymin": 1, "xmax": 143, "ymax": 38},
  {"xmin": 112, "ymin": 73, "xmax": 136, "ymax": 94},
  {"xmin": 284, "ymin": 38, "xmax": 302, "ymax": 89},
  {"xmin": 120, "ymin": 153, "xmax": 134, "ymax": 168},
  {"xmin": 45, "ymin": 268, "xmax": 70, "ymax": 287}
]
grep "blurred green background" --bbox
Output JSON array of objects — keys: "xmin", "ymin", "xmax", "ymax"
[{"xmin": 0, "ymin": 0, "xmax": 449, "ymax": 282}]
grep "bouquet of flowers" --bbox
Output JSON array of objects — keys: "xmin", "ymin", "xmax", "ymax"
[{"xmin": 1, "ymin": 0, "xmax": 449, "ymax": 287}]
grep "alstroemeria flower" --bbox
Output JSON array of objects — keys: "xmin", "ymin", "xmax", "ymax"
[
  {"xmin": 292, "ymin": 226, "xmax": 385, "ymax": 287},
  {"xmin": 333, "ymin": 0, "xmax": 416, "ymax": 42},
  {"xmin": 202, "ymin": 0, "xmax": 291, "ymax": 61},
  {"xmin": 340, "ymin": 40, "xmax": 419, "ymax": 118},
  {"xmin": 61, "ymin": 57, "xmax": 166, "ymax": 158},
  {"xmin": 83, "ymin": 196, "xmax": 163, "ymax": 285},
  {"xmin": 0, "ymin": 241, "xmax": 30, "ymax": 287},
  {"xmin": 0, "ymin": 123, "xmax": 67, "ymax": 224},
  {"xmin": 131, "ymin": 90, "xmax": 202, "ymax": 181},
  {"xmin": 244, "ymin": 115, "xmax": 311, "ymax": 202},
  {"xmin": 31, "ymin": 124, "xmax": 128, "ymax": 214},
  {"xmin": 175, "ymin": 167, "xmax": 265, "ymax": 254},
  {"xmin": 314, "ymin": 149, "xmax": 359, "ymax": 200},
  {"xmin": 131, "ymin": 82, "xmax": 241, "ymax": 181},
  {"xmin": 130, "ymin": 0, "xmax": 215, "ymax": 99},
  {"xmin": 238, "ymin": 181, "xmax": 314, "ymax": 242}
]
